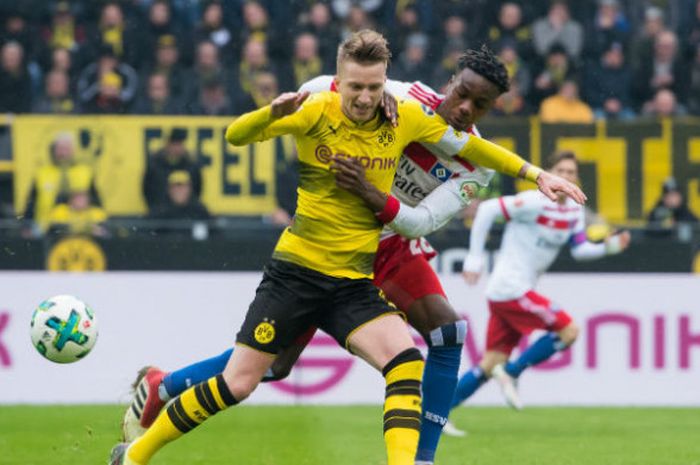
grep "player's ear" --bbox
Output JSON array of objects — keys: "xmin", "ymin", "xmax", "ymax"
[{"xmin": 333, "ymin": 75, "xmax": 340, "ymax": 88}]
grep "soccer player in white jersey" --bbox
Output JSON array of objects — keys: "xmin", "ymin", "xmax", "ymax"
[
  {"xmin": 121, "ymin": 48, "xmax": 585, "ymax": 464},
  {"xmin": 445, "ymin": 151, "xmax": 630, "ymax": 436}
]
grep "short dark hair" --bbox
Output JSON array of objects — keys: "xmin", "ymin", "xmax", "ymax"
[
  {"xmin": 545, "ymin": 150, "xmax": 579, "ymax": 170},
  {"xmin": 457, "ymin": 45, "xmax": 510, "ymax": 94}
]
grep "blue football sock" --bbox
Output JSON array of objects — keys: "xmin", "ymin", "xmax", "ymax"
[
  {"xmin": 162, "ymin": 348, "xmax": 233, "ymax": 398},
  {"xmin": 416, "ymin": 320, "xmax": 467, "ymax": 464},
  {"xmin": 451, "ymin": 365, "xmax": 487, "ymax": 409},
  {"xmin": 505, "ymin": 332, "xmax": 563, "ymax": 378}
]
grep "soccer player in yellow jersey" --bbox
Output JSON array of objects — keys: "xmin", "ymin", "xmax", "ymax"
[{"xmin": 110, "ymin": 30, "xmax": 584, "ymax": 465}]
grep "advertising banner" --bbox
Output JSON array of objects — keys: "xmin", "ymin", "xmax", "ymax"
[{"xmin": 0, "ymin": 272, "xmax": 698, "ymax": 405}]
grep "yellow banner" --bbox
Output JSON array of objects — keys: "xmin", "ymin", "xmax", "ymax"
[{"xmin": 13, "ymin": 116, "xmax": 283, "ymax": 216}]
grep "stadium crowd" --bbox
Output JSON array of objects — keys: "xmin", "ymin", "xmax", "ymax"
[{"xmin": 0, "ymin": 0, "xmax": 699, "ymax": 119}]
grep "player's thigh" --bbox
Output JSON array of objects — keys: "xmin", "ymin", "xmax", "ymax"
[
  {"xmin": 485, "ymin": 309, "xmax": 522, "ymax": 356},
  {"xmin": 377, "ymin": 251, "xmax": 446, "ymax": 315},
  {"xmin": 348, "ymin": 313, "xmax": 415, "ymax": 372},
  {"xmin": 236, "ymin": 260, "xmax": 320, "ymax": 355},
  {"xmin": 319, "ymin": 278, "xmax": 411, "ymax": 371},
  {"xmin": 404, "ymin": 294, "xmax": 460, "ymax": 339}
]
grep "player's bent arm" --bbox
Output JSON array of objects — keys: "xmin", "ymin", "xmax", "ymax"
[
  {"xmin": 386, "ymin": 180, "xmax": 467, "ymax": 239},
  {"xmin": 462, "ymin": 198, "xmax": 504, "ymax": 273}
]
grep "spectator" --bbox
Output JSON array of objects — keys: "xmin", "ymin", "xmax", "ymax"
[
  {"xmin": 150, "ymin": 170, "xmax": 210, "ymax": 222},
  {"xmin": 23, "ymin": 132, "xmax": 99, "ymax": 232},
  {"xmin": 40, "ymin": 1, "xmax": 85, "ymax": 55},
  {"xmin": 190, "ymin": 75, "xmax": 232, "ymax": 116},
  {"xmin": 647, "ymin": 177, "xmax": 698, "ymax": 227},
  {"xmin": 487, "ymin": 2, "xmax": 534, "ymax": 61},
  {"xmin": 235, "ymin": 70, "xmax": 278, "ymax": 112},
  {"xmin": 629, "ymin": 6, "xmax": 665, "ymax": 70},
  {"xmin": 81, "ymin": 70, "xmax": 127, "ymax": 113},
  {"xmin": 389, "ymin": 32, "xmax": 431, "ymax": 85},
  {"xmin": 389, "ymin": 4, "xmax": 422, "ymax": 54},
  {"xmin": 0, "ymin": 10, "xmax": 36, "ymax": 62},
  {"xmin": 86, "ymin": 2, "xmax": 138, "ymax": 66},
  {"xmin": 141, "ymin": 0, "xmax": 185, "ymax": 68},
  {"xmin": 0, "ymin": 41, "xmax": 32, "ymax": 112},
  {"xmin": 683, "ymin": 0, "xmax": 700, "ymax": 56},
  {"xmin": 491, "ymin": 79, "xmax": 532, "ymax": 116},
  {"xmin": 32, "ymin": 69, "xmax": 76, "ymax": 114},
  {"xmin": 232, "ymin": 38, "xmax": 278, "ymax": 103},
  {"xmin": 583, "ymin": 0, "xmax": 630, "ymax": 61},
  {"xmin": 497, "ymin": 41, "xmax": 531, "ymax": 100},
  {"xmin": 131, "ymin": 73, "xmax": 182, "ymax": 115},
  {"xmin": 430, "ymin": 38, "xmax": 464, "ymax": 93},
  {"xmin": 339, "ymin": 5, "xmax": 376, "ymax": 40},
  {"xmin": 143, "ymin": 34, "xmax": 189, "ymax": 102},
  {"xmin": 532, "ymin": 0, "xmax": 584, "ymax": 62},
  {"xmin": 143, "ymin": 128, "xmax": 202, "ymax": 213},
  {"xmin": 632, "ymin": 30, "xmax": 690, "ymax": 110},
  {"xmin": 194, "ymin": 1, "xmax": 234, "ymax": 64},
  {"xmin": 47, "ymin": 186, "xmax": 108, "ymax": 238},
  {"xmin": 641, "ymin": 88, "xmax": 688, "ymax": 118},
  {"xmin": 187, "ymin": 40, "xmax": 230, "ymax": 107},
  {"xmin": 289, "ymin": 32, "xmax": 323, "ymax": 90},
  {"xmin": 77, "ymin": 45, "xmax": 139, "ymax": 111},
  {"xmin": 584, "ymin": 42, "xmax": 635, "ymax": 120},
  {"xmin": 529, "ymin": 44, "xmax": 575, "ymax": 107},
  {"xmin": 298, "ymin": 2, "xmax": 340, "ymax": 73},
  {"xmin": 539, "ymin": 79, "xmax": 594, "ymax": 123}
]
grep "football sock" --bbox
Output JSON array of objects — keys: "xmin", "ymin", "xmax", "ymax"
[
  {"xmin": 451, "ymin": 366, "xmax": 487, "ymax": 408},
  {"xmin": 127, "ymin": 374, "xmax": 238, "ymax": 464},
  {"xmin": 383, "ymin": 348, "xmax": 424, "ymax": 465},
  {"xmin": 505, "ymin": 332, "xmax": 563, "ymax": 378},
  {"xmin": 416, "ymin": 320, "xmax": 467, "ymax": 463},
  {"xmin": 162, "ymin": 349, "xmax": 233, "ymax": 399}
]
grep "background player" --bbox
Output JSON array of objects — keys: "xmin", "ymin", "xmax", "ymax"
[
  {"xmin": 446, "ymin": 151, "xmax": 630, "ymax": 436},
  {"xmin": 122, "ymin": 47, "xmax": 586, "ymax": 465}
]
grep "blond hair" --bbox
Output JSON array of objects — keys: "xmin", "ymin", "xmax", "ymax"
[{"xmin": 336, "ymin": 29, "xmax": 391, "ymax": 69}]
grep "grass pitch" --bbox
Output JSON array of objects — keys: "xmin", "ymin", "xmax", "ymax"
[{"xmin": 0, "ymin": 405, "xmax": 698, "ymax": 465}]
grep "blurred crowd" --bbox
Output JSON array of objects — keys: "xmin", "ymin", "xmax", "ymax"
[{"xmin": 0, "ymin": 0, "xmax": 700, "ymax": 120}]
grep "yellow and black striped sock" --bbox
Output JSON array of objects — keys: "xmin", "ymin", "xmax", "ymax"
[
  {"xmin": 127, "ymin": 374, "xmax": 237, "ymax": 464},
  {"xmin": 382, "ymin": 348, "xmax": 424, "ymax": 465}
]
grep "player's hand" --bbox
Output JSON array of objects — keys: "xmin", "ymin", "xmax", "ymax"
[
  {"xmin": 462, "ymin": 271, "xmax": 481, "ymax": 285},
  {"xmin": 331, "ymin": 156, "xmax": 387, "ymax": 212},
  {"xmin": 380, "ymin": 91, "xmax": 398, "ymax": 127},
  {"xmin": 270, "ymin": 91, "xmax": 310, "ymax": 119},
  {"xmin": 605, "ymin": 230, "xmax": 632, "ymax": 253},
  {"xmin": 536, "ymin": 171, "xmax": 587, "ymax": 205}
]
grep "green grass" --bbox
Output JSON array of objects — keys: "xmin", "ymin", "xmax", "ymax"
[{"xmin": 0, "ymin": 406, "xmax": 699, "ymax": 465}]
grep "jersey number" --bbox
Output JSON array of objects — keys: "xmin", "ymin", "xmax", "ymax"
[{"xmin": 409, "ymin": 238, "xmax": 435, "ymax": 256}]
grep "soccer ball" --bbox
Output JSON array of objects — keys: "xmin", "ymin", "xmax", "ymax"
[{"xmin": 30, "ymin": 295, "xmax": 98, "ymax": 363}]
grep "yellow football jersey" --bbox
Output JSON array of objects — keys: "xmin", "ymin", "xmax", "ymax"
[{"xmin": 226, "ymin": 91, "xmax": 531, "ymax": 278}]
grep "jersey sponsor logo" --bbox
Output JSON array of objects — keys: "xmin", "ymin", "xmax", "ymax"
[
  {"xmin": 377, "ymin": 129, "xmax": 395, "ymax": 148},
  {"xmin": 430, "ymin": 162, "xmax": 453, "ymax": 182},
  {"xmin": 394, "ymin": 173, "xmax": 429, "ymax": 200},
  {"xmin": 254, "ymin": 318, "xmax": 276, "ymax": 344},
  {"xmin": 314, "ymin": 144, "xmax": 397, "ymax": 170}
]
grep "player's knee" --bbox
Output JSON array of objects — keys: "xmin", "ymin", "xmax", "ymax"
[
  {"xmin": 558, "ymin": 323, "xmax": 580, "ymax": 347},
  {"xmin": 222, "ymin": 375, "xmax": 258, "ymax": 401},
  {"xmin": 426, "ymin": 320, "xmax": 467, "ymax": 348}
]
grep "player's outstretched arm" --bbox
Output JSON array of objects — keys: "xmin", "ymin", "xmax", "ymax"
[
  {"xmin": 225, "ymin": 91, "xmax": 310, "ymax": 146},
  {"xmin": 570, "ymin": 229, "xmax": 631, "ymax": 261}
]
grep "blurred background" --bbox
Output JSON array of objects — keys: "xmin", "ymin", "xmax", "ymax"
[{"xmin": 0, "ymin": 0, "xmax": 698, "ymax": 272}]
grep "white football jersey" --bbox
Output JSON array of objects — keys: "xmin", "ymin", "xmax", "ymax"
[
  {"xmin": 486, "ymin": 190, "xmax": 586, "ymax": 300},
  {"xmin": 299, "ymin": 76, "xmax": 495, "ymax": 239}
]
